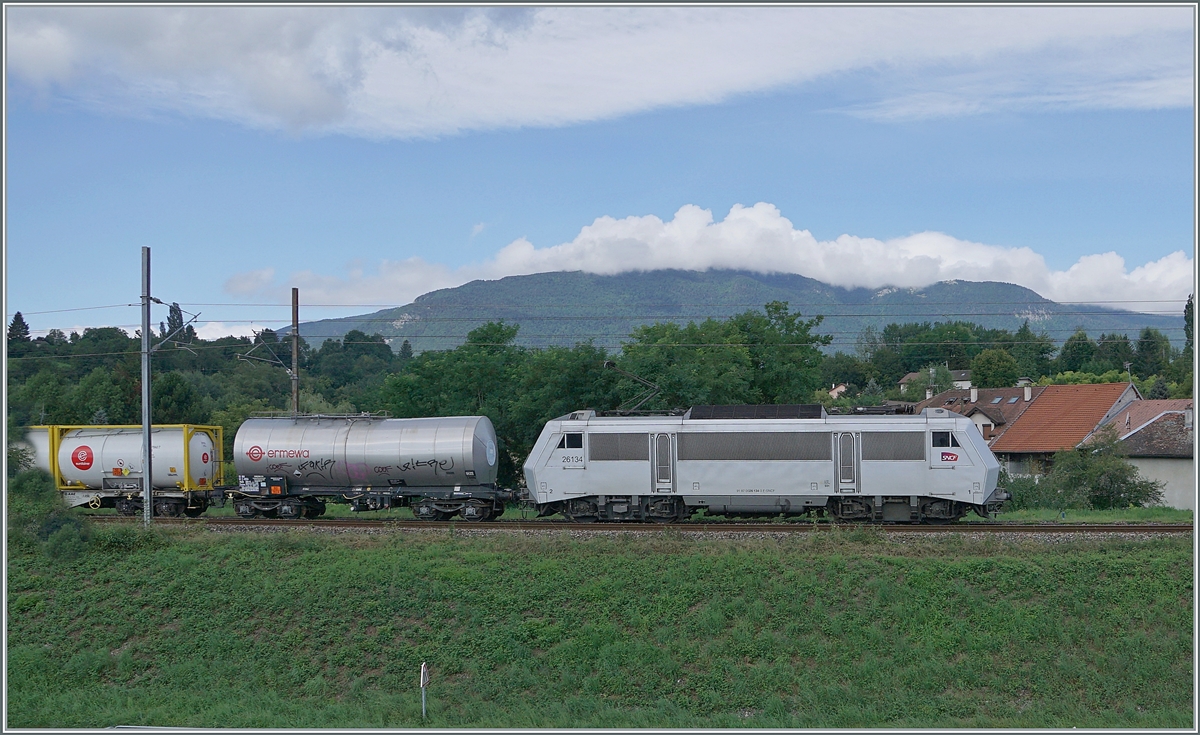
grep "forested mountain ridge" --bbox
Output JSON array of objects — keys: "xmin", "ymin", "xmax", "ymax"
[{"xmin": 293, "ymin": 270, "xmax": 1184, "ymax": 353}]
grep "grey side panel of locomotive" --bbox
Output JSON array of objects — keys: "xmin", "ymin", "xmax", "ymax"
[{"xmin": 234, "ymin": 415, "xmax": 498, "ymax": 489}]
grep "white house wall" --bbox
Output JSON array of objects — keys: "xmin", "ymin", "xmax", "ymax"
[{"xmin": 1129, "ymin": 457, "xmax": 1196, "ymax": 511}]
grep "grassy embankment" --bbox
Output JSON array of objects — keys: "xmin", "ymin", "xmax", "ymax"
[{"xmin": 7, "ymin": 517, "xmax": 1193, "ymax": 728}]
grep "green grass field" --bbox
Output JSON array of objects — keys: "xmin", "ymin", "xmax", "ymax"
[{"xmin": 6, "ymin": 524, "xmax": 1193, "ymax": 728}]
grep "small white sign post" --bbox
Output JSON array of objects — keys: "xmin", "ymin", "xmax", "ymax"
[{"xmin": 420, "ymin": 661, "xmax": 429, "ymax": 720}]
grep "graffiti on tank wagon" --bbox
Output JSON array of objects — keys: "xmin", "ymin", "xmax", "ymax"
[
  {"xmin": 266, "ymin": 463, "xmax": 293, "ymax": 473},
  {"xmin": 397, "ymin": 457, "xmax": 455, "ymax": 474},
  {"xmin": 295, "ymin": 458, "xmax": 336, "ymax": 478}
]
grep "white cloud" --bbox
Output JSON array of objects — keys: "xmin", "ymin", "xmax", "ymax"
[
  {"xmin": 6, "ymin": 6, "xmax": 1192, "ymax": 137},
  {"xmin": 223, "ymin": 203, "xmax": 1193, "ymax": 316},
  {"xmin": 194, "ymin": 321, "xmax": 260, "ymax": 340},
  {"xmin": 223, "ymin": 268, "xmax": 276, "ymax": 296}
]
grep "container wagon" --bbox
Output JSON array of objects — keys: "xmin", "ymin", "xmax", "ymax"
[{"xmin": 25, "ymin": 424, "xmax": 224, "ymax": 517}]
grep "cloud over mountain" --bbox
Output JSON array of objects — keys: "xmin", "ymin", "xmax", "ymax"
[
  {"xmin": 7, "ymin": 6, "xmax": 1192, "ymax": 137},
  {"xmin": 223, "ymin": 203, "xmax": 1193, "ymax": 316}
]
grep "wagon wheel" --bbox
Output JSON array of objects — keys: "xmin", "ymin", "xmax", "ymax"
[{"xmin": 461, "ymin": 501, "xmax": 492, "ymax": 522}]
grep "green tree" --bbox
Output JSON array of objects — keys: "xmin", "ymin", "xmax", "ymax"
[
  {"xmin": 8, "ymin": 311, "xmax": 31, "ymax": 343},
  {"xmin": 1048, "ymin": 426, "xmax": 1164, "ymax": 509},
  {"xmin": 1011, "ymin": 320, "xmax": 1054, "ymax": 379},
  {"xmin": 152, "ymin": 371, "xmax": 209, "ymax": 424},
  {"xmin": 970, "ymin": 349, "xmax": 1020, "ymax": 388},
  {"xmin": 1186, "ymin": 294, "xmax": 1194, "ymax": 353},
  {"xmin": 905, "ymin": 364, "xmax": 955, "ymax": 398},
  {"xmin": 1133, "ymin": 327, "xmax": 1171, "ymax": 379},
  {"xmin": 1092, "ymin": 333, "xmax": 1135, "ymax": 374},
  {"xmin": 1056, "ymin": 330, "xmax": 1096, "ymax": 373},
  {"xmin": 8, "ymin": 311, "xmax": 32, "ymax": 357}
]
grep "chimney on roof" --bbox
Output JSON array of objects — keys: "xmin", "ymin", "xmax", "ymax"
[
  {"xmin": 1024, "ymin": 385, "xmax": 1032, "ymax": 402},
  {"xmin": 926, "ymin": 387, "xmax": 933, "ymax": 400},
  {"xmin": 970, "ymin": 387, "xmax": 978, "ymax": 403}
]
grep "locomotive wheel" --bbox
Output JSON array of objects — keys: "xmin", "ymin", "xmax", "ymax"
[{"xmin": 183, "ymin": 504, "xmax": 207, "ymax": 518}]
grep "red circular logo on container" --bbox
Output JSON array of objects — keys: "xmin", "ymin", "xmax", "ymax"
[
  {"xmin": 201, "ymin": 452, "xmax": 210, "ymax": 463},
  {"xmin": 246, "ymin": 446, "xmax": 264, "ymax": 461},
  {"xmin": 72, "ymin": 446, "xmax": 94, "ymax": 470}
]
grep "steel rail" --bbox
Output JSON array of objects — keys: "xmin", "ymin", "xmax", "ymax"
[{"xmin": 85, "ymin": 516, "xmax": 1192, "ymax": 534}]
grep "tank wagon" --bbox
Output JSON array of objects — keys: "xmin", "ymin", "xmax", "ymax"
[
  {"xmin": 232, "ymin": 415, "xmax": 512, "ymax": 520},
  {"xmin": 523, "ymin": 405, "xmax": 1007, "ymax": 523},
  {"xmin": 25, "ymin": 425, "xmax": 224, "ymax": 517}
]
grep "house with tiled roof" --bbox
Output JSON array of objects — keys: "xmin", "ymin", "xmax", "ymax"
[
  {"xmin": 913, "ymin": 385, "xmax": 1044, "ymax": 444},
  {"xmin": 988, "ymin": 382, "xmax": 1142, "ymax": 476},
  {"xmin": 1094, "ymin": 399, "xmax": 1195, "ymax": 510}
]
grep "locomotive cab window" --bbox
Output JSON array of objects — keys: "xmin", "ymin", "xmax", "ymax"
[
  {"xmin": 557, "ymin": 433, "xmax": 583, "ymax": 449},
  {"xmin": 932, "ymin": 431, "xmax": 961, "ymax": 448}
]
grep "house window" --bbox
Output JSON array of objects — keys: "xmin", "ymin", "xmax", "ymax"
[
  {"xmin": 1007, "ymin": 396, "xmax": 1019, "ymax": 404},
  {"xmin": 991, "ymin": 397, "xmax": 1003, "ymax": 404}
]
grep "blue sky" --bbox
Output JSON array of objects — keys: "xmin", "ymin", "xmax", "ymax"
[{"xmin": 4, "ymin": 5, "xmax": 1196, "ymax": 339}]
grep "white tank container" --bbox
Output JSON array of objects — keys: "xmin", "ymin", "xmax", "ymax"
[
  {"xmin": 233, "ymin": 415, "xmax": 498, "ymax": 488},
  {"xmin": 34, "ymin": 427, "xmax": 216, "ymax": 490}
]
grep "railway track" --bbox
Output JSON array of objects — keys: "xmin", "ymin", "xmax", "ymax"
[{"xmin": 86, "ymin": 515, "xmax": 1193, "ymax": 534}]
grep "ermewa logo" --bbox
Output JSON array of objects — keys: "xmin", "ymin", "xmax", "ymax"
[
  {"xmin": 71, "ymin": 445, "xmax": 94, "ymax": 470},
  {"xmin": 246, "ymin": 445, "xmax": 309, "ymax": 461},
  {"xmin": 941, "ymin": 452, "xmax": 958, "ymax": 462}
]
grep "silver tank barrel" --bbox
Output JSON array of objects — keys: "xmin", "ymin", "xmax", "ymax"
[{"xmin": 233, "ymin": 416, "xmax": 499, "ymax": 488}]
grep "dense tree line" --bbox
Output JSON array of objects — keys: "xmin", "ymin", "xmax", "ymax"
[{"xmin": 7, "ymin": 297, "xmax": 1194, "ymax": 486}]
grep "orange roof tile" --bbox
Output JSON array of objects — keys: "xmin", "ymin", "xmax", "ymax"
[
  {"xmin": 989, "ymin": 383, "xmax": 1137, "ymax": 454},
  {"xmin": 1100, "ymin": 399, "xmax": 1193, "ymax": 440},
  {"xmin": 913, "ymin": 386, "xmax": 1044, "ymax": 442}
]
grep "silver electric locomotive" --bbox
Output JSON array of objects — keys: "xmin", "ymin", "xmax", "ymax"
[{"xmin": 523, "ymin": 405, "xmax": 1006, "ymax": 523}]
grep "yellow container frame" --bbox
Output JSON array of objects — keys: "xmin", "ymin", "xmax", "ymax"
[{"xmin": 32, "ymin": 424, "xmax": 225, "ymax": 493}]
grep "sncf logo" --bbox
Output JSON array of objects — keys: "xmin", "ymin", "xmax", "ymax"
[{"xmin": 941, "ymin": 452, "xmax": 958, "ymax": 462}]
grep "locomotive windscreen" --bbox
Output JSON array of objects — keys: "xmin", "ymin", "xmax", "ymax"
[{"xmin": 678, "ymin": 432, "xmax": 832, "ymax": 461}]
